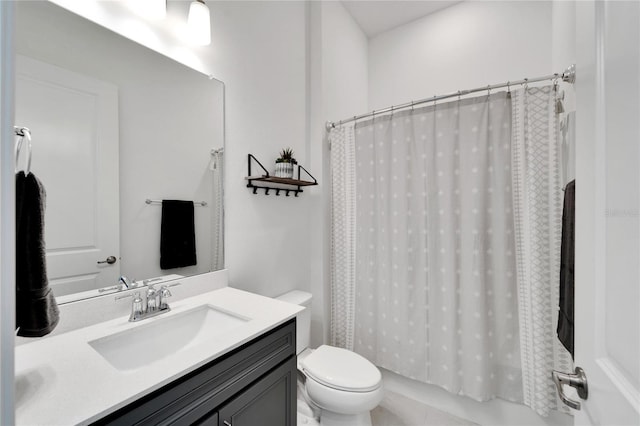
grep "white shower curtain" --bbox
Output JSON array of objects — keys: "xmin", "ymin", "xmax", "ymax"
[
  {"xmin": 332, "ymin": 92, "xmax": 524, "ymax": 402},
  {"xmin": 210, "ymin": 149, "xmax": 224, "ymax": 271},
  {"xmin": 329, "ymin": 124, "xmax": 357, "ymax": 351},
  {"xmin": 511, "ymin": 86, "xmax": 573, "ymax": 416}
]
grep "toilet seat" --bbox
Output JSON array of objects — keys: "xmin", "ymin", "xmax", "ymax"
[{"xmin": 301, "ymin": 345, "xmax": 381, "ymax": 392}]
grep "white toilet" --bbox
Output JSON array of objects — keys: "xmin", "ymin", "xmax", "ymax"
[{"xmin": 276, "ymin": 291, "xmax": 383, "ymax": 426}]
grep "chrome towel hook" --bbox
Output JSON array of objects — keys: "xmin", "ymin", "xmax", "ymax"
[{"xmin": 14, "ymin": 126, "xmax": 32, "ymax": 175}]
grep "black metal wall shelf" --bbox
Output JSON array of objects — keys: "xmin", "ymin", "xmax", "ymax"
[{"xmin": 246, "ymin": 154, "xmax": 318, "ymax": 197}]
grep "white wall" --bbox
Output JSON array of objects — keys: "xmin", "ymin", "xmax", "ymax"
[
  {"xmin": 319, "ymin": 2, "xmax": 369, "ymax": 123},
  {"xmin": 551, "ymin": 0, "xmax": 576, "ymax": 73},
  {"xmin": 308, "ymin": 1, "xmax": 368, "ymax": 345},
  {"xmin": 15, "ymin": 2, "xmax": 223, "ymax": 283},
  {"xmin": 208, "ymin": 1, "xmax": 310, "ymax": 300},
  {"xmin": 368, "ymin": 1, "xmax": 553, "ymax": 110}
]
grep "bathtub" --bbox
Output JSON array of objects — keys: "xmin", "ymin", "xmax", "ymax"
[{"xmin": 380, "ymin": 368, "xmax": 573, "ymax": 426}]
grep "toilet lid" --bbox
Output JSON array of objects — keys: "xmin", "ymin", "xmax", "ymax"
[{"xmin": 301, "ymin": 345, "xmax": 381, "ymax": 392}]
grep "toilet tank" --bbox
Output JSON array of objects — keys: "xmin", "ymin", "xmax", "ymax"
[{"xmin": 275, "ymin": 290, "xmax": 311, "ymax": 355}]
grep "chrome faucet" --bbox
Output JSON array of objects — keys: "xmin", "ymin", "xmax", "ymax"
[
  {"xmin": 99, "ymin": 275, "xmax": 133, "ymax": 294},
  {"xmin": 119, "ymin": 276, "xmax": 131, "ymax": 290},
  {"xmin": 115, "ymin": 282, "xmax": 181, "ymax": 322}
]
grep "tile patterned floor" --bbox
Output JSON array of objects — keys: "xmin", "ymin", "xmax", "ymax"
[{"xmin": 371, "ymin": 390, "xmax": 478, "ymax": 426}]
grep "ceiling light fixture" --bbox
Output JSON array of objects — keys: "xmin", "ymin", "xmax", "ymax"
[{"xmin": 187, "ymin": 0, "xmax": 211, "ymax": 46}]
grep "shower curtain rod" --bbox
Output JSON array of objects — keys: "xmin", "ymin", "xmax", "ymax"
[{"xmin": 326, "ymin": 64, "xmax": 576, "ymax": 131}]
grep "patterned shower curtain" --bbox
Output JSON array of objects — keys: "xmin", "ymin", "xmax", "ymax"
[
  {"xmin": 331, "ymin": 92, "xmax": 523, "ymax": 402},
  {"xmin": 210, "ymin": 149, "xmax": 224, "ymax": 271},
  {"xmin": 329, "ymin": 124, "xmax": 357, "ymax": 351},
  {"xmin": 511, "ymin": 86, "xmax": 573, "ymax": 416},
  {"xmin": 329, "ymin": 88, "xmax": 571, "ymax": 413}
]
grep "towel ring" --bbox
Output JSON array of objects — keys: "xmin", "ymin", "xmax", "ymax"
[{"xmin": 14, "ymin": 127, "xmax": 32, "ymax": 175}]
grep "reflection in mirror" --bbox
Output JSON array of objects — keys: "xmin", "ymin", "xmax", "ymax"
[{"xmin": 15, "ymin": 1, "xmax": 225, "ymax": 304}]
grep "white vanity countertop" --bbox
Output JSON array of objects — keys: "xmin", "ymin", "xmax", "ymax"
[{"xmin": 15, "ymin": 287, "xmax": 303, "ymax": 426}]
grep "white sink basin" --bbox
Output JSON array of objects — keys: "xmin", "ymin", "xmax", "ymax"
[{"xmin": 88, "ymin": 305, "xmax": 250, "ymax": 371}]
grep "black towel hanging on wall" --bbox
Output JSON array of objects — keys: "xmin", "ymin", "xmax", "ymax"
[
  {"xmin": 16, "ymin": 171, "xmax": 59, "ymax": 337},
  {"xmin": 160, "ymin": 200, "xmax": 197, "ymax": 269},
  {"xmin": 557, "ymin": 180, "xmax": 575, "ymax": 358}
]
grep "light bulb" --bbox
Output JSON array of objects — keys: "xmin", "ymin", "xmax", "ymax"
[{"xmin": 188, "ymin": 0, "xmax": 211, "ymax": 46}]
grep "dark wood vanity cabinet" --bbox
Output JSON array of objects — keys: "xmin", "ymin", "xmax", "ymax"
[{"xmin": 93, "ymin": 319, "xmax": 296, "ymax": 426}]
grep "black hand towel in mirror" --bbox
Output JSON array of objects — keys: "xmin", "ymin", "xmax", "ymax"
[
  {"xmin": 16, "ymin": 171, "xmax": 59, "ymax": 337},
  {"xmin": 557, "ymin": 180, "xmax": 575, "ymax": 358},
  {"xmin": 160, "ymin": 200, "xmax": 197, "ymax": 269}
]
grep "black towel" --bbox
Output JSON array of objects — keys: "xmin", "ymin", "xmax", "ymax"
[
  {"xmin": 557, "ymin": 180, "xmax": 575, "ymax": 358},
  {"xmin": 16, "ymin": 171, "xmax": 59, "ymax": 337},
  {"xmin": 160, "ymin": 200, "xmax": 197, "ymax": 269}
]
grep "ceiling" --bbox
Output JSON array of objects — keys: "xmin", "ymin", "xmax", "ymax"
[{"xmin": 342, "ymin": 1, "xmax": 463, "ymax": 38}]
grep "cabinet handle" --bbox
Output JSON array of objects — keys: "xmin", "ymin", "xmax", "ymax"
[{"xmin": 223, "ymin": 421, "xmax": 232, "ymax": 426}]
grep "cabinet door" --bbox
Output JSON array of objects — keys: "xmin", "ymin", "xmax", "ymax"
[{"xmin": 218, "ymin": 357, "xmax": 296, "ymax": 426}]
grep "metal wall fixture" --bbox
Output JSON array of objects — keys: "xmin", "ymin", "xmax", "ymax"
[
  {"xmin": 145, "ymin": 199, "xmax": 208, "ymax": 206},
  {"xmin": 245, "ymin": 154, "xmax": 317, "ymax": 197},
  {"xmin": 14, "ymin": 126, "xmax": 32, "ymax": 174},
  {"xmin": 326, "ymin": 64, "xmax": 577, "ymax": 130}
]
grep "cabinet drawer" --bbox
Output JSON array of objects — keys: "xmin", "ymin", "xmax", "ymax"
[{"xmin": 94, "ymin": 319, "xmax": 295, "ymax": 426}]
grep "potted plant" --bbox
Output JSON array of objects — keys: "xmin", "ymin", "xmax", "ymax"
[{"xmin": 274, "ymin": 148, "xmax": 297, "ymax": 178}]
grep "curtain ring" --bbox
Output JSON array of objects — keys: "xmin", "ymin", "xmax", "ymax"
[
  {"xmin": 523, "ymin": 78, "xmax": 529, "ymax": 90},
  {"xmin": 432, "ymin": 95, "xmax": 437, "ymax": 107},
  {"xmin": 507, "ymin": 81, "xmax": 511, "ymax": 94},
  {"xmin": 457, "ymin": 90, "xmax": 461, "ymax": 101},
  {"xmin": 411, "ymin": 100, "xmax": 415, "ymax": 111},
  {"xmin": 487, "ymin": 85, "xmax": 491, "ymax": 96}
]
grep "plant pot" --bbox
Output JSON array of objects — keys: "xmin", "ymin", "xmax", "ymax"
[{"xmin": 274, "ymin": 162, "xmax": 294, "ymax": 178}]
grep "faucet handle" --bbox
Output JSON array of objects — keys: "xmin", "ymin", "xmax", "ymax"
[
  {"xmin": 146, "ymin": 285, "xmax": 158, "ymax": 312},
  {"xmin": 159, "ymin": 286, "xmax": 172, "ymax": 310},
  {"xmin": 116, "ymin": 292, "xmax": 143, "ymax": 321}
]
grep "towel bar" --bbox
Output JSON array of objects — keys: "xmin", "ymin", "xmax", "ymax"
[{"xmin": 145, "ymin": 199, "xmax": 207, "ymax": 206}]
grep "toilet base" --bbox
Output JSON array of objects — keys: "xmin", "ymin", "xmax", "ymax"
[{"xmin": 319, "ymin": 409, "xmax": 372, "ymax": 426}]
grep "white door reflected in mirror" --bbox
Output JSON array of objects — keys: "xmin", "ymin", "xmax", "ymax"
[{"xmin": 15, "ymin": 55, "xmax": 120, "ymax": 298}]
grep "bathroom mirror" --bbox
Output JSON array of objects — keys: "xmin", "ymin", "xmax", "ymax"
[{"xmin": 14, "ymin": 1, "xmax": 225, "ymax": 303}]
